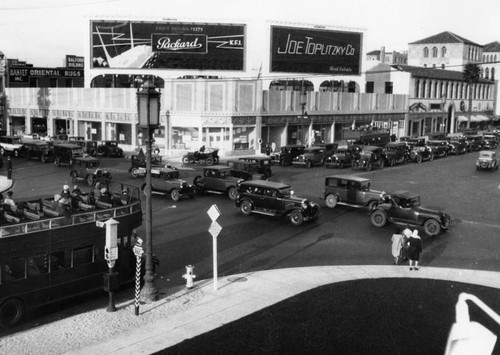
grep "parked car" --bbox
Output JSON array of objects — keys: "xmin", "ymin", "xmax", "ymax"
[
  {"xmin": 405, "ymin": 138, "xmax": 434, "ymax": 163},
  {"xmin": 0, "ymin": 135, "xmax": 25, "ymax": 157},
  {"xmin": 383, "ymin": 142, "xmax": 408, "ymax": 166},
  {"xmin": 97, "ymin": 140, "xmax": 124, "ymax": 157},
  {"xmin": 53, "ymin": 143, "xmax": 85, "ymax": 166},
  {"xmin": 482, "ymin": 135, "xmax": 498, "ymax": 150},
  {"xmin": 352, "ymin": 145, "xmax": 385, "ymax": 171},
  {"xmin": 271, "ymin": 145, "xmax": 305, "ymax": 166},
  {"xmin": 146, "ymin": 167, "xmax": 196, "ymax": 201},
  {"xmin": 292, "ymin": 146, "xmax": 328, "ymax": 168},
  {"xmin": 182, "ymin": 147, "xmax": 220, "ymax": 165},
  {"xmin": 476, "ymin": 150, "xmax": 498, "ymax": 171},
  {"xmin": 447, "ymin": 139, "xmax": 468, "ymax": 155},
  {"xmin": 238, "ymin": 156, "xmax": 273, "ymax": 178},
  {"xmin": 465, "ymin": 135, "xmax": 484, "ymax": 151},
  {"xmin": 370, "ymin": 190, "xmax": 451, "ymax": 237},
  {"xmin": 70, "ymin": 156, "xmax": 112, "ymax": 186},
  {"xmin": 322, "ymin": 175, "xmax": 386, "ymax": 210},
  {"xmin": 69, "ymin": 139, "xmax": 99, "ymax": 156},
  {"xmin": 235, "ymin": 180, "xmax": 320, "ymax": 226},
  {"xmin": 226, "ymin": 159, "xmax": 267, "ymax": 181},
  {"xmin": 23, "ymin": 140, "xmax": 55, "ymax": 163},
  {"xmin": 193, "ymin": 165, "xmax": 243, "ymax": 200},
  {"xmin": 426, "ymin": 140, "xmax": 449, "ymax": 158},
  {"xmin": 129, "ymin": 150, "xmax": 164, "ymax": 178},
  {"xmin": 325, "ymin": 147, "xmax": 355, "ymax": 169}
]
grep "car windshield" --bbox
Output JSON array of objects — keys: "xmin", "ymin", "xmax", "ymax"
[
  {"xmin": 394, "ymin": 196, "xmax": 420, "ymax": 208},
  {"xmin": 279, "ymin": 187, "xmax": 292, "ymax": 197},
  {"xmin": 107, "ymin": 142, "xmax": 118, "ymax": 146},
  {"xmin": 87, "ymin": 161, "xmax": 99, "ymax": 168},
  {"xmin": 479, "ymin": 152, "xmax": 492, "ymax": 158}
]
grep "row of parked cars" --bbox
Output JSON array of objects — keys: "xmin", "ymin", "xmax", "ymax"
[{"xmin": 267, "ymin": 131, "xmax": 499, "ymax": 172}]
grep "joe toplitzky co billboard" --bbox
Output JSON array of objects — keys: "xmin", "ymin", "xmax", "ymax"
[
  {"xmin": 90, "ymin": 20, "xmax": 245, "ymax": 70},
  {"xmin": 270, "ymin": 26, "xmax": 362, "ymax": 75}
]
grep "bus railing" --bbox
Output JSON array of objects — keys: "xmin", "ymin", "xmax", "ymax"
[{"xmin": 0, "ymin": 200, "xmax": 142, "ymax": 239}]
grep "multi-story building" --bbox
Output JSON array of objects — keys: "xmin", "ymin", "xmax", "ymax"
[{"xmin": 366, "ymin": 47, "xmax": 408, "ymax": 66}]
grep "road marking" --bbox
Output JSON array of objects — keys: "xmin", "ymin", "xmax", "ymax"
[{"xmin": 460, "ymin": 219, "xmax": 500, "ymax": 229}]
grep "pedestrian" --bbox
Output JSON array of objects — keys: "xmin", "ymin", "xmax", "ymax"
[
  {"xmin": 7, "ymin": 156, "xmax": 12, "ymax": 179},
  {"xmin": 391, "ymin": 227, "xmax": 405, "ymax": 265},
  {"xmin": 408, "ymin": 230, "xmax": 423, "ymax": 271}
]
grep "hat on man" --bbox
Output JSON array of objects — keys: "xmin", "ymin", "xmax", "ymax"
[
  {"xmin": 54, "ymin": 194, "xmax": 61, "ymax": 202},
  {"xmin": 63, "ymin": 184, "xmax": 70, "ymax": 191}
]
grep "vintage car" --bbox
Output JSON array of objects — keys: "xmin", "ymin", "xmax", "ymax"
[
  {"xmin": 182, "ymin": 147, "xmax": 220, "ymax": 166},
  {"xmin": 370, "ymin": 190, "xmax": 451, "ymax": 237},
  {"xmin": 0, "ymin": 135, "xmax": 25, "ymax": 157},
  {"xmin": 325, "ymin": 147, "xmax": 355, "ymax": 169},
  {"xmin": 447, "ymin": 139, "xmax": 468, "ymax": 155},
  {"xmin": 292, "ymin": 146, "xmax": 328, "ymax": 168},
  {"xmin": 476, "ymin": 150, "xmax": 498, "ymax": 171},
  {"xmin": 226, "ymin": 159, "xmax": 267, "ymax": 181},
  {"xmin": 193, "ymin": 165, "xmax": 243, "ymax": 200},
  {"xmin": 146, "ymin": 167, "xmax": 196, "ymax": 201},
  {"xmin": 97, "ymin": 140, "xmax": 124, "ymax": 157},
  {"xmin": 22, "ymin": 140, "xmax": 55, "ymax": 163},
  {"xmin": 465, "ymin": 135, "xmax": 484, "ymax": 152},
  {"xmin": 53, "ymin": 143, "xmax": 85, "ymax": 166},
  {"xmin": 322, "ymin": 175, "xmax": 386, "ymax": 210},
  {"xmin": 235, "ymin": 180, "xmax": 320, "ymax": 226},
  {"xmin": 383, "ymin": 142, "xmax": 408, "ymax": 166},
  {"xmin": 352, "ymin": 145, "xmax": 385, "ymax": 171},
  {"xmin": 129, "ymin": 149, "xmax": 164, "ymax": 178},
  {"xmin": 271, "ymin": 144, "xmax": 305, "ymax": 166},
  {"xmin": 68, "ymin": 139, "xmax": 99, "ymax": 156},
  {"xmin": 405, "ymin": 138, "xmax": 434, "ymax": 163},
  {"xmin": 426, "ymin": 140, "xmax": 449, "ymax": 158},
  {"xmin": 482, "ymin": 135, "xmax": 498, "ymax": 150},
  {"xmin": 238, "ymin": 156, "xmax": 273, "ymax": 178},
  {"xmin": 70, "ymin": 156, "xmax": 112, "ymax": 186}
]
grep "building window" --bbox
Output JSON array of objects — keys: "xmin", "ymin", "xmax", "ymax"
[
  {"xmin": 492, "ymin": 68, "xmax": 495, "ymax": 80},
  {"xmin": 365, "ymin": 81, "xmax": 374, "ymax": 93},
  {"xmin": 441, "ymin": 64, "xmax": 445, "ymax": 69},
  {"xmin": 384, "ymin": 82, "xmax": 393, "ymax": 94},
  {"xmin": 485, "ymin": 68, "xmax": 489, "ymax": 79},
  {"xmin": 414, "ymin": 80, "xmax": 420, "ymax": 98},
  {"xmin": 441, "ymin": 46, "xmax": 447, "ymax": 57},
  {"xmin": 423, "ymin": 47, "xmax": 429, "ymax": 58},
  {"xmin": 432, "ymin": 47, "xmax": 438, "ymax": 58}
]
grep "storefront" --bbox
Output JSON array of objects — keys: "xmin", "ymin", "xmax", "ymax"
[{"xmin": 232, "ymin": 116, "xmax": 257, "ymax": 151}]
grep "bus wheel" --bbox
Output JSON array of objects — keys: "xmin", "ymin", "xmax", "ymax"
[{"xmin": 0, "ymin": 298, "xmax": 25, "ymax": 329}]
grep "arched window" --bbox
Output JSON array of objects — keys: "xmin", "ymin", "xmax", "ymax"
[
  {"xmin": 423, "ymin": 47, "xmax": 429, "ymax": 58},
  {"xmin": 432, "ymin": 47, "xmax": 438, "ymax": 57},
  {"xmin": 485, "ymin": 68, "xmax": 489, "ymax": 79},
  {"xmin": 492, "ymin": 68, "xmax": 495, "ymax": 80},
  {"xmin": 415, "ymin": 80, "xmax": 420, "ymax": 98},
  {"xmin": 441, "ymin": 46, "xmax": 447, "ymax": 57}
]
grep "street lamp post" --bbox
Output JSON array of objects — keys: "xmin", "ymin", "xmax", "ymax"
[
  {"xmin": 299, "ymin": 87, "xmax": 308, "ymax": 146},
  {"xmin": 136, "ymin": 81, "xmax": 161, "ymax": 302}
]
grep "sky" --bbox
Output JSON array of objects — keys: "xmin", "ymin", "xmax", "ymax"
[{"xmin": 1, "ymin": 0, "xmax": 500, "ymax": 68}]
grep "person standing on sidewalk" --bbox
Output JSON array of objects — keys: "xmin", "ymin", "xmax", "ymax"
[
  {"xmin": 408, "ymin": 230, "xmax": 422, "ymax": 270},
  {"xmin": 391, "ymin": 228, "xmax": 405, "ymax": 265},
  {"xmin": 7, "ymin": 156, "xmax": 12, "ymax": 179}
]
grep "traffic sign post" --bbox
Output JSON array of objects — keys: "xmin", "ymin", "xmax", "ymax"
[
  {"xmin": 133, "ymin": 238, "xmax": 144, "ymax": 316},
  {"xmin": 207, "ymin": 205, "xmax": 222, "ymax": 291}
]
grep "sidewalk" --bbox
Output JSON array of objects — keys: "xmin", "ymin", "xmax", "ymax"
[
  {"xmin": 0, "ymin": 175, "xmax": 13, "ymax": 193},
  {"xmin": 2, "ymin": 266, "xmax": 499, "ymax": 354}
]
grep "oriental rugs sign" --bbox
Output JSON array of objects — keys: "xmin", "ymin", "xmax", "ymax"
[
  {"xmin": 91, "ymin": 20, "xmax": 245, "ymax": 70},
  {"xmin": 9, "ymin": 68, "xmax": 83, "ymax": 83}
]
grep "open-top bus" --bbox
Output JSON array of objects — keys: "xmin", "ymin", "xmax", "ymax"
[{"xmin": 0, "ymin": 181, "xmax": 142, "ymax": 328}]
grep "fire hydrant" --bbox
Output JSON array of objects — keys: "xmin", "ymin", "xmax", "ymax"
[{"xmin": 182, "ymin": 265, "xmax": 196, "ymax": 289}]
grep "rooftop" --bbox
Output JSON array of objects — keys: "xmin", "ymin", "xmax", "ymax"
[{"xmin": 409, "ymin": 31, "xmax": 481, "ymax": 46}]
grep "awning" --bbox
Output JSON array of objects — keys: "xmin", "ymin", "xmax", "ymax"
[
  {"xmin": 457, "ymin": 115, "xmax": 468, "ymax": 122},
  {"xmin": 457, "ymin": 115, "xmax": 491, "ymax": 123}
]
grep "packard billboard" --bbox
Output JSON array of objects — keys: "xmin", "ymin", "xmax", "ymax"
[
  {"xmin": 90, "ymin": 20, "xmax": 245, "ymax": 70},
  {"xmin": 271, "ymin": 26, "xmax": 362, "ymax": 75}
]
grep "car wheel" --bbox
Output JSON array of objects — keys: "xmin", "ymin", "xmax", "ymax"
[
  {"xmin": 289, "ymin": 210, "xmax": 304, "ymax": 226},
  {"xmin": 87, "ymin": 175, "xmax": 95, "ymax": 186},
  {"xmin": 416, "ymin": 155, "xmax": 423, "ymax": 164},
  {"xmin": 170, "ymin": 189, "xmax": 180, "ymax": 201},
  {"xmin": 370, "ymin": 210, "xmax": 387, "ymax": 227},
  {"xmin": 306, "ymin": 160, "xmax": 312, "ymax": 169},
  {"xmin": 240, "ymin": 200, "xmax": 252, "ymax": 216},
  {"xmin": 367, "ymin": 201, "xmax": 378, "ymax": 211},
  {"xmin": 424, "ymin": 219, "xmax": 441, "ymax": 237},
  {"xmin": 182, "ymin": 156, "xmax": 190, "ymax": 165},
  {"xmin": 0, "ymin": 298, "xmax": 25, "ymax": 329},
  {"xmin": 131, "ymin": 168, "xmax": 141, "ymax": 178},
  {"xmin": 205, "ymin": 157, "xmax": 214, "ymax": 166},
  {"xmin": 227, "ymin": 187, "xmax": 238, "ymax": 201},
  {"xmin": 325, "ymin": 194, "xmax": 338, "ymax": 208},
  {"xmin": 71, "ymin": 171, "xmax": 78, "ymax": 183},
  {"xmin": 54, "ymin": 157, "xmax": 60, "ymax": 167},
  {"xmin": 41, "ymin": 154, "xmax": 46, "ymax": 163}
]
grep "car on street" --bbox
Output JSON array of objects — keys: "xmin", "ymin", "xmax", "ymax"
[
  {"xmin": 23, "ymin": 140, "xmax": 55, "ymax": 163},
  {"xmin": 370, "ymin": 190, "xmax": 451, "ymax": 237},
  {"xmin": 482, "ymin": 135, "xmax": 498, "ymax": 150},
  {"xmin": 352, "ymin": 145, "xmax": 385, "ymax": 171},
  {"xmin": 70, "ymin": 156, "xmax": 112, "ymax": 186},
  {"xmin": 465, "ymin": 135, "xmax": 484, "ymax": 151},
  {"xmin": 426, "ymin": 140, "xmax": 448, "ymax": 158},
  {"xmin": 147, "ymin": 167, "xmax": 196, "ymax": 201},
  {"xmin": 475, "ymin": 150, "xmax": 498, "ymax": 171},
  {"xmin": 292, "ymin": 146, "xmax": 328, "ymax": 168},
  {"xmin": 322, "ymin": 175, "xmax": 386, "ymax": 210},
  {"xmin": 193, "ymin": 165, "xmax": 243, "ymax": 200},
  {"xmin": 383, "ymin": 142, "xmax": 408, "ymax": 166},
  {"xmin": 53, "ymin": 143, "xmax": 85, "ymax": 166},
  {"xmin": 129, "ymin": 150, "xmax": 164, "ymax": 178},
  {"xmin": 235, "ymin": 180, "xmax": 320, "ymax": 226},
  {"xmin": 97, "ymin": 140, "xmax": 124, "ymax": 157},
  {"xmin": 405, "ymin": 138, "xmax": 434, "ymax": 163},
  {"xmin": 271, "ymin": 144, "xmax": 305, "ymax": 166},
  {"xmin": 0, "ymin": 136, "xmax": 25, "ymax": 157},
  {"xmin": 447, "ymin": 138, "xmax": 468, "ymax": 155},
  {"xmin": 325, "ymin": 147, "xmax": 355, "ymax": 169},
  {"xmin": 238, "ymin": 156, "xmax": 273, "ymax": 178},
  {"xmin": 226, "ymin": 159, "xmax": 267, "ymax": 181}
]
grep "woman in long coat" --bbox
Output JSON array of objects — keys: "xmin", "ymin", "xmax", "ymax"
[{"xmin": 407, "ymin": 230, "xmax": 422, "ymax": 270}]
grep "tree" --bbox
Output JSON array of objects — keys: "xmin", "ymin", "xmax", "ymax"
[{"xmin": 463, "ymin": 63, "xmax": 481, "ymax": 129}]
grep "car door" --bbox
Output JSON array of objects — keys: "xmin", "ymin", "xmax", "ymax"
[
  {"xmin": 390, "ymin": 198, "xmax": 419, "ymax": 224},
  {"xmin": 151, "ymin": 169, "xmax": 166, "ymax": 192}
]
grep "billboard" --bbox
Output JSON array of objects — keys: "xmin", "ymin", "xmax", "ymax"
[
  {"xmin": 90, "ymin": 20, "xmax": 245, "ymax": 70},
  {"xmin": 9, "ymin": 67, "xmax": 83, "ymax": 84},
  {"xmin": 271, "ymin": 26, "xmax": 362, "ymax": 75}
]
